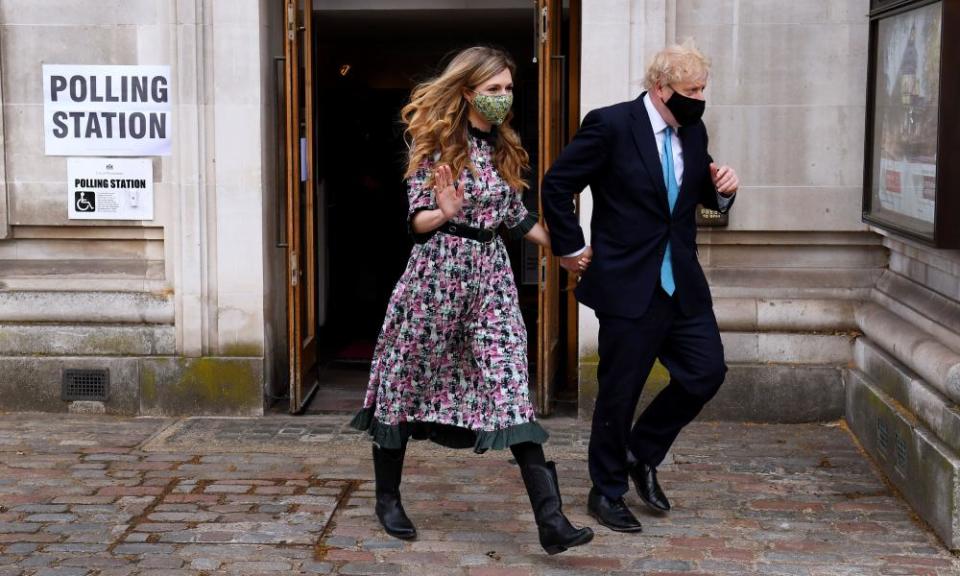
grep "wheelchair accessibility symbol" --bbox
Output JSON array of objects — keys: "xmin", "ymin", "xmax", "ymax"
[{"xmin": 75, "ymin": 191, "xmax": 96, "ymax": 213}]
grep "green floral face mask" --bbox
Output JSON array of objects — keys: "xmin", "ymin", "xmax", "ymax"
[{"xmin": 471, "ymin": 92, "xmax": 513, "ymax": 126}]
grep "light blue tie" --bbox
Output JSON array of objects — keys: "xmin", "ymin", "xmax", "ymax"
[{"xmin": 660, "ymin": 127, "xmax": 678, "ymax": 296}]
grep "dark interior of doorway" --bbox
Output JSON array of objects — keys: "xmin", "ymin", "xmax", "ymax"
[{"xmin": 302, "ymin": 8, "xmax": 550, "ymax": 413}]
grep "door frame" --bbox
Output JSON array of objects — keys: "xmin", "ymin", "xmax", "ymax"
[
  {"xmin": 536, "ymin": 0, "xmax": 580, "ymax": 415},
  {"xmin": 280, "ymin": 2, "xmax": 581, "ymax": 414},
  {"xmin": 283, "ymin": 0, "xmax": 319, "ymax": 413}
]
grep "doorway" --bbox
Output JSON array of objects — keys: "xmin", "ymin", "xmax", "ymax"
[{"xmin": 280, "ymin": 1, "xmax": 580, "ymax": 415}]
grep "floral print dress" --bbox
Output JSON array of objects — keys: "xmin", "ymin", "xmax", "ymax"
[{"xmin": 351, "ymin": 127, "xmax": 547, "ymax": 453}]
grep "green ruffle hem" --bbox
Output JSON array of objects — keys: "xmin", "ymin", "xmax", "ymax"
[{"xmin": 350, "ymin": 406, "xmax": 549, "ymax": 454}]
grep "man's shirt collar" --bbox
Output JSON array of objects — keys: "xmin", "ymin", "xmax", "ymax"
[{"xmin": 643, "ymin": 92, "xmax": 669, "ymax": 135}]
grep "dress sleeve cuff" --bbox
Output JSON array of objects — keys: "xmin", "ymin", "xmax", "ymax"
[
  {"xmin": 506, "ymin": 211, "xmax": 538, "ymax": 240},
  {"xmin": 408, "ymin": 206, "xmax": 438, "ymax": 244}
]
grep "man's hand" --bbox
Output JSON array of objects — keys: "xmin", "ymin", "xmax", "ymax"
[
  {"xmin": 710, "ymin": 163, "xmax": 739, "ymax": 196},
  {"xmin": 559, "ymin": 246, "xmax": 593, "ymax": 274}
]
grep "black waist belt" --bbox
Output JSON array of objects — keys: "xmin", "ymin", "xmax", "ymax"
[{"xmin": 438, "ymin": 222, "xmax": 495, "ymax": 243}]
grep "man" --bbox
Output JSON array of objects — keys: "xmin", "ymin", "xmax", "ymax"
[{"xmin": 541, "ymin": 41, "xmax": 739, "ymax": 532}]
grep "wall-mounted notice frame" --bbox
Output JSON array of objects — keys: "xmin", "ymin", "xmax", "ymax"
[{"xmin": 863, "ymin": 0, "xmax": 960, "ymax": 248}]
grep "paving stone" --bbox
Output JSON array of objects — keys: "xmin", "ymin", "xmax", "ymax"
[
  {"xmin": 225, "ymin": 560, "xmax": 293, "ymax": 571},
  {"xmin": 42, "ymin": 543, "xmax": 109, "ymax": 553},
  {"xmin": 146, "ymin": 512, "xmax": 218, "ymax": 522},
  {"xmin": 0, "ymin": 523, "xmax": 42, "ymax": 533},
  {"xmin": 204, "ymin": 484, "xmax": 252, "ymax": 494},
  {"xmin": 325, "ymin": 534, "xmax": 358, "ymax": 548},
  {"xmin": 138, "ymin": 555, "xmax": 185, "ymax": 568},
  {"xmin": 59, "ymin": 557, "xmax": 130, "ymax": 569},
  {"xmin": 34, "ymin": 569, "xmax": 91, "ymax": 576},
  {"xmin": 190, "ymin": 558, "xmax": 220, "ymax": 570},
  {"xmin": 339, "ymin": 562, "xmax": 402, "ymax": 575},
  {"xmin": 124, "ymin": 532, "xmax": 150, "ymax": 542},
  {"xmin": 11, "ymin": 505, "xmax": 69, "ymax": 514},
  {"xmin": 301, "ymin": 560, "xmax": 334, "ymax": 573},
  {"xmin": 362, "ymin": 538, "xmax": 405, "ymax": 550},
  {"xmin": 5, "ymin": 540, "xmax": 36, "ymax": 553},
  {"xmin": 25, "ymin": 514, "xmax": 77, "ymax": 523},
  {"xmin": 20, "ymin": 554, "xmax": 59, "ymax": 568},
  {"xmin": 113, "ymin": 544, "xmax": 177, "ymax": 555}
]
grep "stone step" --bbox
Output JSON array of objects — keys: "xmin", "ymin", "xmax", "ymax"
[
  {"xmin": 706, "ymin": 267, "xmax": 882, "ymax": 291},
  {"xmin": 845, "ymin": 367, "xmax": 960, "ymax": 551},
  {"xmin": 0, "ymin": 259, "xmax": 166, "ymax": 292},
  {"xmin": 704, "ymin": 363, "xmax": 844, "ymax": 422},
  {"xmin": 700, "ymin": 243, "xmax": 888, "ymax": 269},
  {"xmin": 0, "ymin": 323, "xmax": 175, "ymax": 356},
  {"xmin": 697, "ymin": 230, "xmax": 884, "ymax": 246},
  {"xmin": 0, "ymin": 237, "xmax": 162, "ymax": 261},
  {"xmin": 856, "ymin": 302, "xmax": 960, "ymax": 404},
  {"xmin": 0, "ymin": 290, "xmax": 173, "ymax": 323},
  {"xmin": 874, "ymin": 270, "xmax": 960, "ymax": 354},
  {"xmin": 721, "ymin": 332, "xmax": 852, "ymax": 365},
  {"xmin": 714, "ymin": 297, "xmax": 857, "ymax": 332},
  {"xmin": 853, "ymin": 338, "xmax": 960, "ymax": 450}
]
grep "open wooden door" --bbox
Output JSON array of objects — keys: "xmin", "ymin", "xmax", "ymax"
[
  {"xmin": 284, "ymin": 0, "xmax": 319, "ymax": 413},
  {"xmin": 564, "ymin": 1, "xmax": 582, "ymax": 394},
  {"xmin": 536, "ymin": 0, "xmax": 564, "ymax": 415}
]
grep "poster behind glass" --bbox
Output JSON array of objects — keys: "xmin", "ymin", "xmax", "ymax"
[{"xmin": 870, "ymin": 1, "xmax": 942, "ymax": 237}]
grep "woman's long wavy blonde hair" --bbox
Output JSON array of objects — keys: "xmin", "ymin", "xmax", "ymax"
[{"xmin": 401, "ymin": 46, "xmax": 530, "ymax": 191}]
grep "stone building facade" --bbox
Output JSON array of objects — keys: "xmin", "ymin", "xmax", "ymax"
[{"xmin": 0, "ymin": 0, "xmax": 956, "ymax": 551}]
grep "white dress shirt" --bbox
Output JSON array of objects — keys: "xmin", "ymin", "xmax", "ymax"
[{"xmin": 562, "ymin": 94, "xmax": 732, "ymax": 258}]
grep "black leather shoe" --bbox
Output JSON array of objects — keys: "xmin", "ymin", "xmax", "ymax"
[
  {"xmin": 587, "ymin": 487, "xmax": 643, "ymax": 533},
  {"xmin": 630, "ymin": 462, "xmax": 671, "ymax": 513}
]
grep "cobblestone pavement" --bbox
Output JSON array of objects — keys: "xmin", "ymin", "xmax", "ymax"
[{"xmin": 0, "ymin": 413, "xmax": 957, "ymax": 575}]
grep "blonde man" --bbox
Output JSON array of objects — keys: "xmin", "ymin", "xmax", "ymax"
[{"xmin": 542, "ymin": 41, "xmax": 739, "ymax": 533}]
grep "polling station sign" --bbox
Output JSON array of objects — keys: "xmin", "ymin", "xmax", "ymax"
[
  {"xmin": 67, "ymin": 158, "xmax": 154, "ymax": 221},
  {"xmin": 43, "ymin": 65, "xmax": 172, "ymax": 157}
]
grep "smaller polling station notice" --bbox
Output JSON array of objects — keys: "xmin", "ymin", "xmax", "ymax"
[
  {"xmin": 68, "ymin": 158, "xmax": 154, "ymax": 221},
  {"xmin": 43, "ymin": 65, "xmax": 172, "ymax": 157}
]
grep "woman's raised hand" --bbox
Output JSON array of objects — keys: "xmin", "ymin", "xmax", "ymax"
[{"xmin": 434, "ymin": 164, "xmax": 465, "ymax": 220}]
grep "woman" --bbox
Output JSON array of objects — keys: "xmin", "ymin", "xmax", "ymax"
[{"xmin": 351, "ymin": 46, "xmax": 593, "ymax": 555}]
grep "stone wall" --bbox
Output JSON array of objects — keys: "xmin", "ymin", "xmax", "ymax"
[
  {"xmin": 847, "ymin": 235, "xmax": 960, "ymax": 550},
  {"xmin": 0, "ymin": 0, "xmax": 268, "ymax": 416}
]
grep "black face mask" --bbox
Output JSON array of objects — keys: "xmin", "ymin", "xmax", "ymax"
[{"xmin": 664, "ymin": 88, "xmax": 705, "ymax": 126}]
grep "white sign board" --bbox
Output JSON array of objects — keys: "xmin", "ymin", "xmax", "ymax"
[
  {"xmin": 43, "ymin": 65, "xmax": 172, "ymax": 156},
  {"xmin": 67, "ymin": 158, "xmax": 154, "ymax": 220}
]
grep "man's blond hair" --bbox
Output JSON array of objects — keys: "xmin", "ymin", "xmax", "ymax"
[{"xmin": 643, "ymin": 39, "xmax": 710, "ymax": 90}]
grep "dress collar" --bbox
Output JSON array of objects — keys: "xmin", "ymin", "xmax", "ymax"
[{"xmin": 468, "ymin": 123, "xmax": 498, "ymax": 144}]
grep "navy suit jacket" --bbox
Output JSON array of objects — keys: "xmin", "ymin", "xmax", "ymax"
[{"xmin": 542, "ymin": 93, "xmax": 734, "ymax": 318}]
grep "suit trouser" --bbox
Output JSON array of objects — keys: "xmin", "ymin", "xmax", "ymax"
[{"xmin": 589, "ymin": 288, "xmax": 727, "ymax": 500}]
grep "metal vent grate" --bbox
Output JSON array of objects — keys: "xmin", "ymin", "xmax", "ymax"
[
  {"xmin": 895, "ymin": 433, "xmax": 908, "ymax": 476},
  {"xmin": 62, "ymin": 369, "xmax": 109, "ymax": 401},
  {"xmin": 877, "ymin": 417, "xmax": 889, "ymax": 456}
]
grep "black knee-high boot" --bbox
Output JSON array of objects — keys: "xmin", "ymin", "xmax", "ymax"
[
  {"xmin": 512, "ymin": 442, "xmax": 594, "ymax": 555},
  {"xmin": 373, "ymin": 443, "xmax": 416, "ymax": 540}
]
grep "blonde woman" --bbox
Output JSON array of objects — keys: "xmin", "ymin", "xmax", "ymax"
[{"xmin": 351, "ymin": 46, "xmax": 593, "ymax": 555}]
